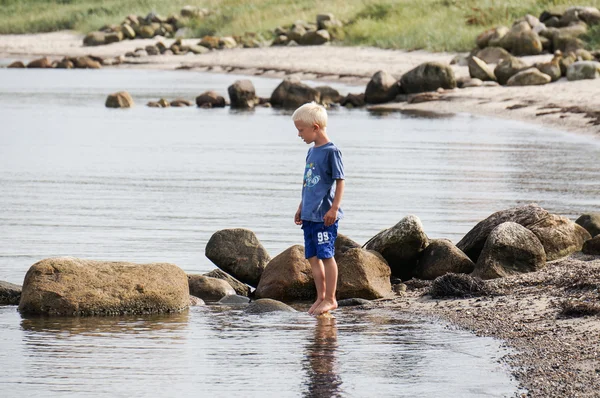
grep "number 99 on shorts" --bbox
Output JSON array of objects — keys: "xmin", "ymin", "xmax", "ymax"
[{"xmin": 317, "ymin": 231, "xmax": 329, "ymax": 244}]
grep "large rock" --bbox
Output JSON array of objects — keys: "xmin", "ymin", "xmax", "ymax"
[
  {"xmin": 582, "ymin": 236, "xmax": 600, "ymax": 255},
  {"xmin": 506, "ymin": 68, "xmax": 551, "ymax": 86},
  {"xmin": 204, "ymin": 269, "xmax": 251, "ymax": 297},
  {"xmin": 575, "ymin": 213, "xmax": 600, "ymax": 237},
  {"xmin": 475, "ymin": 47, "xmax": 512, "ymax": 64},
  {"xmin": 105, "ymin": 91, "xmax": 134, "ymax": 108},
  {"xmin": 270, "ymin": 77, "xmax": 320, "ymax": 109},
  {"xmin": 245, "ymin": 298, "xmax": 296, "ymax": 314},
  {"xmin": 476, "ymin": 26, "xmax": 509, "ymax": 48},
  {"xmin": 499, "ymin": 22, "xmax": 543, "ymax": 56},
  {"xmin": 336, "ymin": 248, "xmax": 392, "ymax": 300},
  {"xmin": 365, "ymin": 70, "xmax": 400, "ymax": 104},
  {"xmin": 188, "ymin": 275, "xmax": 235, "ymax": 302},
  {"xmin": 468, "ymin": 56, "xmax": 496, "ymax": 81},
  {"xmin": 414, "ymin": 239, "xmax": 475, "ymax": 280},
  {"xmin": 560, "ymin": 6, "xmax": 600, "ymax": 26},
  {"xmin": 7, "ymin": 61, "xmax": 25, "ymax": 68},
  {"xmin": 18, "ymin": 257, "xmax": 189, "ymax": 316},
  {"xmin": 27, "ymin": 57, "xmax": 52, "ymax": 68},
  {"xmin": 83, "ymin": 31, "xmax": 106, "ymax": 46},
  {"xmin": 400, "ymin": 62, "xmax": 456, "ymax": 94},
  {"xmin": 315, "ymin": 86, "xmax": 341, "ymax": 105},
  {"xmin": 228, "ymin": 79, "xmax": 257, "ymax": 109},
  {"xmin": 195, "ymin": 91, "xmax": 226, "ymax": 108},
  {"xmin": 254, "ymin": 245, "xmax": 315, "ymax": 301},
  {"xmin": 205, "ymin": 228, "xmax": 270, "ymax": 287},
  {"xmin": 363, "ymin": 215, "xmax": 429, "ymax": 280},
  {"xmin": 0, "ymin": 281, "xmax": 21, "ymax": 305},
  {"xmin": 301, "ymin": 30, "xmax": 330, "ymax": 45},
  {"xmin": 494, "ymin": 56, "xmax": 530, "ymax": 85},
  {"xmin": 527, "ymin": 214, "xmax": 591, "ymax": 261},
  {"xmin": 457, "ymin": 204, "xmax": 550, "ymax": 262},
  {"xmin": 566, "ymin": 61, "xmax": 600, "ymax": 81},
  {"xmin": 472, "ymin": 222, "xmax": 546, "ymax": 280},
  {"xmin": 73, "ymin": 56, "xmax": 102, "ymax": 69},
  {"xmin": 534, "ymin": 53, "xmax": 562, "ymax": 82},
  {"xmin": 334, "ymin": 233, "xmax": 361, "ymax": 258}
]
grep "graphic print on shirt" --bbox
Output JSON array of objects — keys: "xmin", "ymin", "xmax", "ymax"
[{"xmin": 304, "ymin": 162, "xmax": 320, "ymax": 188}]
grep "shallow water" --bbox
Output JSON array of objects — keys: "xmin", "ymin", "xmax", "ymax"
[{"xmin": 1, "ymin": 67, "xmax": 599, "ymax": 396}]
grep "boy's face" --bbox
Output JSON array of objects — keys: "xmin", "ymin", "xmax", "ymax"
[{"xmin": 295, "ymin": 120, "xmax": 319, "ymax": 144}]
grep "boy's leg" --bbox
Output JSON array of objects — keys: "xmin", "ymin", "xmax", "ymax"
[
  {"xmin": 313, "ymin": 256, "xmax": 338, "ymax": 315},
  {"xmin": 308, "ymin": 256, "xmax": 325, "ymax": 314}
]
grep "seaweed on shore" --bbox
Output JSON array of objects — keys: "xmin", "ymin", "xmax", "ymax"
[
  {"xmin": 429, "ymin": 273, "xmax": 491, "ymax": 298},
  {"xmin": 558, "ymin": 300, "xmax": 600, "ymax": 318}
]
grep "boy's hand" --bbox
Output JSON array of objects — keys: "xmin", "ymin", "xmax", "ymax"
[
  {"xmin": 294, "ymin": 208, "xmax": 302, "ymax": 225},
  {"xmin": 323, "ymin": 208, "xmax": 337, "ymax": 226}
]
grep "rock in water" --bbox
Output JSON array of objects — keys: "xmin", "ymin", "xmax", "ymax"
[{"xmin": 18, "ymin": 257, "xmax": 189, "ymax": 316}]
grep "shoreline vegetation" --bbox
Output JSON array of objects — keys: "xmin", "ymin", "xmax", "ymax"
[{"xmin": 1, "ymin": 0, "xmax": 600, "ymax": 52}]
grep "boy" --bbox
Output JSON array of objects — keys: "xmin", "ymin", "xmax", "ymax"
[{"xmin": 292, "ymin": 102, "xmax": 345, "ymax": 316}]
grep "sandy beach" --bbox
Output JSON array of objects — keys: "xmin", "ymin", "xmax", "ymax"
[
  {"xmin": 2, "ymin": 30, "xmax": 600, "ymax": 397},
  {"xmin": 1, "ymin": 31, "xmax": 600, "ymax": 139}
]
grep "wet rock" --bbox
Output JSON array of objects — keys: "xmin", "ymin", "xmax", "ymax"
[
  {"xmin": 506, "ymin": 68, "xmax": 551, "ymax": 86},
  {"xmin": 475, "ymin": 47, "xmax": 512, "ymax": 64},
  {"xmin": 575, "ymin": 213, "xmax": 600, "ymax": 237},
  {"xmin": 340, "ymin": 93, "xmax": 365, "ymax": 108},
  {"xmin": 315, "ymin": 86, "xmax": 341, "ymax": 105},
  {"xmin": 188, "ymin": 275, "xmax": 235, "ymax": 302},
  {"xmin": 337, "ymin": 298, "xmax": 371, "ymax": 307},
  {"xmin": 566, "ymin": 61, "xmax": 600, "ymax": 81},
  {"xmin": 364, "ymin": 215, "xmax": 429, "ymax": 280},
  {"xmin": 195, "ymin": 91, "xmax": 226, "ymax": 108},
  {"xmin": 336, "ymin": 248, "xmax": 392, "ymax": 299},
  {"xmin": 106, "ymin": 91, "xmax": 134, "ymax": 108},
  {"xmin": 255, "ymin": 245, "xmax": 315, "ymax": 301},
  {"xmin": 270, "ymin": 77, "xmax": 320, "ymax": 109},
  {"xmin": 204, "ymin": 269, "xmax": 251, "ymax": 297},
  {"xmin": 205, "ymin": 228, "xmax": 270, "ymax": 287},
  {"xmin": 582, "ymin": 236, "xmax": 600, "ymax": 255},
  {"xmin": 528, "ymin": 214, "xmax": 591, "ymax": 261},
  {"xmin": 472, "ymin": 222, "xmax": 546, "ymax": 279},
  {"xmin": 7, "ymin": 61, "xmax": 25, "ymax": 68},
  {"xmin": 0, "ymin": 281, "xmax": 21, "ymax": 305},
  {"xmin": 190, "ymin": 296, "xmax": 205, "ymax": 306},
  {"xmin": 18, "ymin": 257, "xmax": 189, "ymax": 316},
  {"xmin": 457, "ymin": 203, "xmax": 550, "ymax": 262},
  {"xmin": 494, "ymin": 56, "xmax": 530, "ymax": 85},
  {"xmin": 399, "ymin": 62, "xmax": 456, "ymax": 94},
  {"xmin": 218, "ymin": 295, "xmax": 251, "ymax": 305},
  {"xmin": 334, "ymin": 233, "xmax": 361, "ymax": 257},
  {"xmin": 468, "ymin": 56, "xmax": 496, "ymax": 81},
  {"xmin": 27, "ymin": 57, "xmax": 52, "ymax": 68},
  {"xmin": 365, "ymin": 70, "xmax": 400, "ymax": 104},
  {"xmin": 414, "ymin": 239, "xmax": 475, "ymax": 280},
  {"xmin": 245, "ymin": 298, "xmax": 296, "ymax": 314},
  {"xmin": 170, "ymin": 99, "xmax": 192, "ymax": 107},
  {"xmin": 228, "ymin": 79, "xmax": 257, "ymax": 109}
]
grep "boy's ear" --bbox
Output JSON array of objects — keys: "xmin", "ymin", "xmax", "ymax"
[{"xmin": 313, "ymin": 123, "xmax": 319, "ymax": 131}]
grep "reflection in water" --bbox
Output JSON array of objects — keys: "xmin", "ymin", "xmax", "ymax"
[{"xmin": 304, "ymin": 316, "xmax": 342, "ymax": 398}]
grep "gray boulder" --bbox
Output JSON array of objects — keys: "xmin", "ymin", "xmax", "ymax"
[
  {"xmin": 337, "ymin": 298, "xmax": 372, "ymax": 307},
  {"xmin": 457, "ymin": 203, "xmax": 550, "ymax": 262},
  {"xmin": 582, "ymin": 236, "xmax": 600, "ymax": 255},
  {"xmin": 190, "ymin": 296, "xmax": 205, "ymax": 306},
  {"xmin": 204, "ymin": 269, "xmax": 251, "ymax": 296},
  {"xmin": 314, "ymin": 86, "xmax": 341, "ymax": 105},
  {"xmin": 228, "ymin": 79, "xmax": 257, "ymax": 109},
  {"xmin": 365, "ymin": 70, "xmax": 400, "ymax": 104},
  {"xmin": 218, "ymin": 295, "xmax": 251, "ymax": 305},
  {"xmin": 205, "ymin": 228, "xmax": 270, "ymax": 287},
  {"xmin": 506, "ymin": 68, "xmax": 551, "ymax": 86},
  {"xmin": 336, "ymin": 248, "xmax": 392, "ymax": 299},
  {"xmin": 106, "ymin": 91, "xmax": 134, "ymax": 108},
  {"xmin": 527, "ymin": 214, "xmax": 591, "ymax": 261},
  {"xmin": 472, "ymin": 222, "xmax": 546, "ymax": 280},
  {"xmin": 363, "ymin": 215, "xmax": 429, "ymax": 280},
  {"xmin": 566, "ymin": 61, "xmax": 600, "ymax": 81},
  {"xmin": 245, "ymin": 298, "xmax": 296, "ymax": 314},
  {"xmin": 188, "ymin": 275, "xmax": 235, "ymax": 302},
  {"xmin": 255, "ymin": 245, "xmax": 315, "ymax": 301},
  {"xmin": 270, "ymin": 77, "xmax": 320, "ymax": 109},
  {"xmin": 494, "ymin": 56, "xmax": 530, "ymax": 85},
  {"xmin": 399, "ymin": 62, "xmax": 456, "ymax": 94},
  {"xmin": 414, "ymin": 239, "xmax": 475, "ymax": 280},
  {"xmin": 0, "ymin": 281, "xmax": 21, "ymax": 305},
  {"xmin": 475, "ymin": 47, "xmax": 512, "ymax": 64},
  {"xmin": 195, "ymin": 91, "xmax": 226, "ymax": 108},
  {"xmin": 468, "ymin": 56, "xmax": 496, "ymax": 81},
  {"xmin": 19, "ymin": 257, "xmax": 189, "ymax": 316},
  {"xmin": 575, "ymin": 213, "xmax": 600, "ymax": 237}
]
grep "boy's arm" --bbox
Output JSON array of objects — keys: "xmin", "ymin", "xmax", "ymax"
[
  {"xmin": 323, "ymin": 179, "xmax": 345, "ymax": 226},
  {"xmin": 295, "ymin": 201, "xmax": 302, "ymax": 225}
]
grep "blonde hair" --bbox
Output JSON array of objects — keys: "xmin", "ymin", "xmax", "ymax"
[{"xmin": 292, "ymin": 102, "xmax": 328, "ymax": 129}]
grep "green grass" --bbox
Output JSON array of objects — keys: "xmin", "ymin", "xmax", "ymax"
[{"xmin": 1, "ymin": 0, "xmax": 600, "ymax": 51}]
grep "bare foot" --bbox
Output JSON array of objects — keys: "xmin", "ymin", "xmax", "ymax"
[
  {"xmin": 313, "ymin": 299, "xmax": 338, "ymax": 315},
  {"xmin": 308, "ymin": 298, "xmax": 323, "ymax": 315}
]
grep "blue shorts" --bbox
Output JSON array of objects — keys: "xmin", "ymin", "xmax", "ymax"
[{"xmin": 302, "ymin": 220, "xmax": 338, "ymax": 259}]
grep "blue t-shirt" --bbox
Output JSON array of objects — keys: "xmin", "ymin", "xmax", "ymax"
[{"xmin": 301, "ymin": 142, "xmax": 345, "ymax": 222}]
